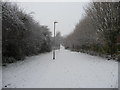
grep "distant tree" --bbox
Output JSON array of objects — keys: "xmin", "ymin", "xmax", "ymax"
[
  {"xmin": 64, "ymin": 15, "xmax": 98, "ymax": 52},
  {"xmin": 55, "ymin": 31, "xmax": 61, "ymax": 49}
]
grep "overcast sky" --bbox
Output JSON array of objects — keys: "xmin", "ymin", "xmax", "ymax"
[{"xmin": 17, "ymin": 2, "xmax": 90, "ymax": 36}]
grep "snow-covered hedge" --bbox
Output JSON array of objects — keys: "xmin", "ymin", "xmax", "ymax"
[{"xmin": 2, "ymin": 2, "xmax": 52, "ymax": 64}]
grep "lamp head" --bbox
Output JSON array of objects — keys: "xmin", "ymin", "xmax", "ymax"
[{"xmin": 54, "ymin": 21, "xmax": 58, "ymax": 24}]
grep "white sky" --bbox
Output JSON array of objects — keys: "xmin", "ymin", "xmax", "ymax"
[{"xmin": 16, "ymin": 2, "xmax": 90, "ymax": 36}]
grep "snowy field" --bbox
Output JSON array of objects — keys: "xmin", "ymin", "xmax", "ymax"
[{"xmin": 2, "ymin": 46, "xmax": 118, "ymax": 88}]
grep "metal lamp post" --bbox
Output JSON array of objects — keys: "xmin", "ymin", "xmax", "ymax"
[{"xmin": 53, "ymin": 21, "xmax": 58, "ymax": 60}]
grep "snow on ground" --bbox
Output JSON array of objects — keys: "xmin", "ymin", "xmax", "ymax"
[
  {"xmin": 2, "ymin": 46, "xmax": 118, "ymax": 88},
  {"xmin": 0, "ymin": 66, "xmax": 2, "ymax": 89},
  {"xmin": 118, "ymin": 62, "xmax": 120, "ymax": 90}
]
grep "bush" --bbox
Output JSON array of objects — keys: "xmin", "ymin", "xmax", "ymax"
[{"xmin": 2, "ymin": 2, "xmax": 52, "ymax": 64}]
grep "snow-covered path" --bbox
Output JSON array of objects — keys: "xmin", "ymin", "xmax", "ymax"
[{"xmin": 3, "ymin": 46, "xmax": 118, "ymax": 88}]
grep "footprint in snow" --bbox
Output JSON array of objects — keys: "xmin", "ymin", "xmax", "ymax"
[{"xmin": 4, "ymin": 84, "xmax": 11, "ymax": 87}]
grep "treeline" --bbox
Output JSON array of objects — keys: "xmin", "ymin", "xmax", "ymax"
[
  {"xmin": 2, "ymin": 2, "xmax": 52, "ymax": 64},
  {"xmin": 64, "ymin": 2, "xmax": 120, "ymax": 60}
]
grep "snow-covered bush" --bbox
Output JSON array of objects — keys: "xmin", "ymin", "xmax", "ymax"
[{"xmin": 2, "ymin": 2, "xmax": 52, "ymax": 64}]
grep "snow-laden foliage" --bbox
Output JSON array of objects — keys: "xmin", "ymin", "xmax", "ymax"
[
  {"xmin": 2, "ymin": 2, "xmax": 52, "ymax": 64},
  {"xmin": 64, "ymin": 2, "xmax": 120, "ymax": 60},
  {"xmin": 86, "ymin": 2, "xmax": 120, "ymax": 57}
]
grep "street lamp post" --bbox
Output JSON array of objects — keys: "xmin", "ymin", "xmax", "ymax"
[{"xmin": 53, "ymin": 21, "xmax": 58, "ymax": 60}]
